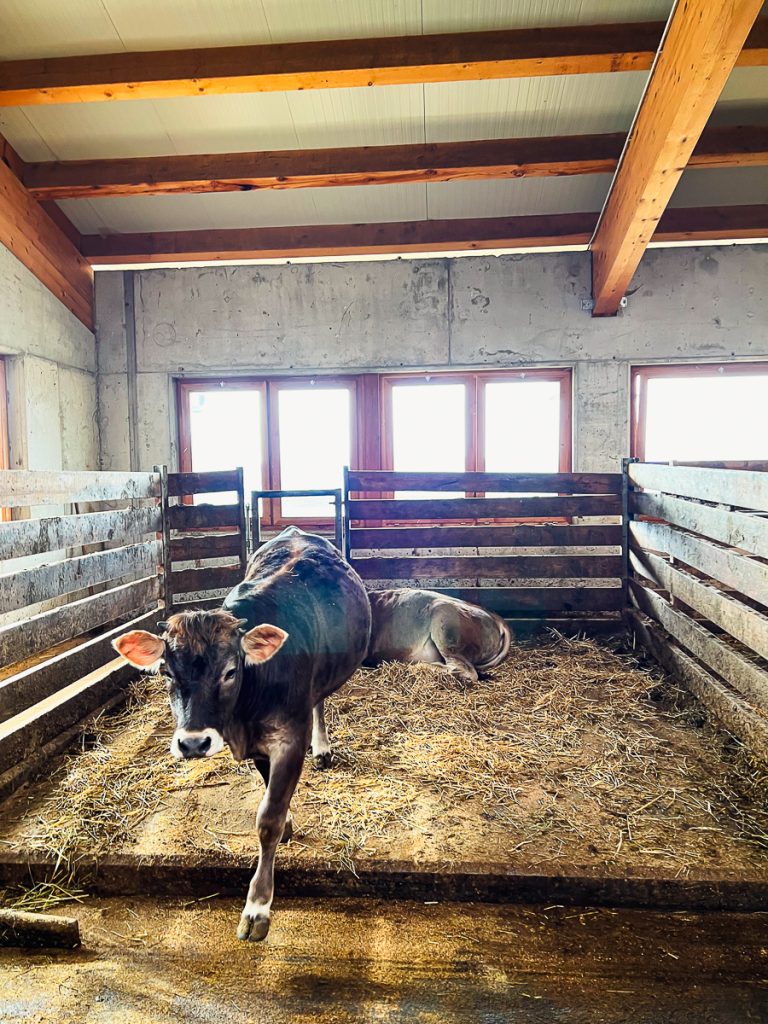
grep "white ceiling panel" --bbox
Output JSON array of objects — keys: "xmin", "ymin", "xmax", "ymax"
[
  {"xmin": 259, "ymin": 0, "xmax": 422, "ymax": 43},
  {"xmin": 670, "ymin": 167, "xmax": 768, "ymax": 208},
  {"xmin": 426, "ymin": 175, "xmax": 612, "ymax": 220},
  {"xmin": 59, "ymin": 180, "xmax": 430, "ymax": 234},
  {"xmin": 421, "ymin": 0, "xmax": 673, "ymax": 32},
  {"xmin": 285, "ymin": 85, "xmax": 426, "ymax": 148},
  {"xmin": 424, "ymin": 72, "xmax": 649, "ymax": 142},
  {"xmin": 712, "ymin": 68, "xmax": 768, "ymax": 125}
]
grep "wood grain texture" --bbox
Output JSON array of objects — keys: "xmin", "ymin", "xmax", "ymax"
[
  {"xmin": 0, "ymin": 469, "xmax": 160, "ymax": 507},
  {"xmin": 0, "ymin": 23, "xmax": 670, "ymax": 106},
  {"xmin": 0, "ymin": 155, "xmax": 92, "ymax": 328},
  {"xmin": 0, "ymin": 506, "xmax": 161, "ymax": 560},
  {"xmin": 349, "ymin": 496, "xmax": 622, "ymax": 520},
  {"xmin": 591, "ymin": 1, "xmax": 765, "ymax": 316},
  {"xmin": 349, "ymin": 524, "xmax": 623, "ymax": 549},
  {"xmin": 353, "ymin": 554, "xmax": 623, "ymax": 579},
  {"xmin": 630, "ymin": 462, "xmax": 768, "ymax": 512},
  {"xmin": 632, "ymin": 489, "xmax": 768, "ymax": 559},
  {"xmin": 25, "ymin": 125, "xmax": 768, "ymax": 200},
  {"xmin": 630, "ymin": 549, "xmax": 768, "ymax": 664},
  {"xmin": 347, "ymin": 470, "xmax": 622, "ymax": 494}
]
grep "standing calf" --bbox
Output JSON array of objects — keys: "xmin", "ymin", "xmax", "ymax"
[{"xmin": 113, "ymin": 527, "xmax": 371, "ymax": 941}]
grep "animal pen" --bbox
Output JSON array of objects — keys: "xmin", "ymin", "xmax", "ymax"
[{"xmin": 0, "ymin": 462, "xmax": 766, "ymax": 911}]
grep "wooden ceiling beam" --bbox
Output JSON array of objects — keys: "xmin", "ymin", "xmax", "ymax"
[
  {"xmin": 591, "ymin": 1, "xmax": 765, "ymax": 317},
  {"xmin": 0, "ymin": 134, "xmax": 92, "ymax": 329},
  {"xmin": 78, "ymin": 205, "xmax": 768, "ymax": 265},
  {"xmin": 2, "ymin": 20, "xmax": 766, "ymax": 106},
  {"xmin": 22, "ymin": 124, "xmax": 768, "ymax": 200}
]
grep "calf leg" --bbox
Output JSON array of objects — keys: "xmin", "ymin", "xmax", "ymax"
[
  {"xmin": 238, "ymin": 739, "xmax": 305, "ymax": 942},
  {"xmin": 431, "ymin": 609, "xmax": 479, "ymax": 689},
  {"xmin": 311, "ymin": 700, "xmax": 332, "ymax": 770},
  {"xmin": 253, "ymin": 758, "xmax": 292, "ymax": 842}
]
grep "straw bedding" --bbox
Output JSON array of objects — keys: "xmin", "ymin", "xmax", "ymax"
[{"xmin": 11, "ymin": 633, "xmax": 768, "ymax": 876}]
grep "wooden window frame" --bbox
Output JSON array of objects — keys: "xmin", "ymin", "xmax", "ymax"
[
  {"xmin": 380, "ymin": 367, "xmax": 572, "ymax": 523},
  {"xmin": 631, "ymin": 362, "xmax": 768, "ymax": 462},
  {"xmin": 177, "ymin": 375, "xmax": 361, "ymax": 530}
]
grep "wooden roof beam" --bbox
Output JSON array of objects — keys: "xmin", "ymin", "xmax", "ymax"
[
  {"xmin": 1, "ymin": 20, "xmax": 766, "ymax": 106},
  {"xmin": 0, "ymin": 133, "xmax": 92, "ymax": 329},
  {"xmin": 78, "ymin": 205, "xmax": 768, "ymax": 266},
  {"xmin": 22, "ymin": 125, "xmax": 768, "ymax": 200},
  {"xmin": 590, "ymin": 1, "xmax": 766, "ymax": 317}
]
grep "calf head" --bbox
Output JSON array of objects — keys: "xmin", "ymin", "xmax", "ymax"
[{"xmin": 112, "ymin": 611, "xmax": 288, "ymax": 759}]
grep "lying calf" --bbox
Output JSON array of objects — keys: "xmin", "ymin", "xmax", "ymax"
[
  {"xmin": 364, "ymin": 588, "xmax": 511, "ymax": 686},
  {"xmin": 113, "ymin": 527, "xmax": 371, "ymax": 941}
]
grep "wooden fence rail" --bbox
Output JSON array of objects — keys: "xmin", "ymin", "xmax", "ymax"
[{"xmin": 628, "ymin": 460, "xmax": 768, "ymax": 762}]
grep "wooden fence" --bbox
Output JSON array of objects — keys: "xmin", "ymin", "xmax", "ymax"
[
  {"xmin": 628, "ymin": 461, "xmax": 768, "ymax": 761},
  {"xmin": 0, "ymin": 469, "xmax": 163, "ymax": 795},
  {"xmin": 163, "ymin": 468, "xmax": 248, "ymax": 611},
  {"xmin": 344, "ymin": 469, "xmax": 624, "ymax": 620}
]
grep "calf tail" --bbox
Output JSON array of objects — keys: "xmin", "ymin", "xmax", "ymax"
[{"xmin": 477, "ymin": 616, "xmax": 512, "ymax": 671}]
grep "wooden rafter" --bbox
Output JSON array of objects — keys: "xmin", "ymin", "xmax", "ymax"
[
  {"xmin": 0, "ymin": 134, "xmax": 92, "ymax": 329},
  {"xmin": 1, "ymin": 20, "xmax": 766, "ymax": 106},
  {"xmin": 78, "ymin": 205, "xmax": 768, "ymax": 265},
  {"xmin": 591, "ymin": 1, "xmax": 766, "ymax": 317},
  {"xmin": 20, "ymin": 124, "xmax": 768, "ymax": 200}
]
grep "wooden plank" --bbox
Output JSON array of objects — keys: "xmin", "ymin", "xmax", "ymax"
[
  {"xmin": 348, "ymin": 496, "xmax": 621, "ymax": 520},
  {"xmin": 629, "ymin": 611, "xmax": 768, "ymax": 762},
  {"xmin": 383, "ymin": 586, "xmax": 623, "ymax": 614},
  {"xmin": 631, "ymin": 490, "xmax": 768, "ymax": 560},
  {"xmin": 353, "ymin": 555, "xmax": 623, "ymax": 579},
  {"xmin": 24, "ymin": 124, "xmax": 768, "ymax": 200},
  {"xmin": 0, "ymin": 656, "xmax": 137, "ymax": 774},
  {"xmin": 0, "ymin": 608, "xmax": 159, "ymax": 721},
  {"xmin": 0, "ymin": 23, "xmax": 672, "ymax": 106},
  {"xmin": 0, "ymin": 908, "xmax": 80, "ymax": 949},
  {"xmin": 0, "ymin": 469, "xmax": 160, "ymax": 507},
  {"xmin": 168, "ymin": 503, "xmax": 242, "ymax": 530},
  {"xmin": 347, "ymin": 470, "xmax": 622, "ymax": 494},
  {"xmin": 167, "ymin": 470, "xmax": 242, "ymax": 497},
  {"xmin": 0, "ymin": 505, "xmax": 161, "ymax": 560},
  {"xmin": 78, "ymin": 203, "xmax": 768, "ymax": 264},
  {"xmin": 0, "ymin": 152, "xmax": 93, "ymax": 329},
  {"xmin": 350, "ymin": 524, "xmax": 623, "ymax": 549},
  {"xmin": 0, "ymin": 574, "xmax": 160, "ymax": 668},
  {"xmin": 630, "ymin": 580, "xmax": 768, "ymax": 714},
  {"xmin": 590, "ymin": 0, "xmax": 765, "ymax": 316},
  {"xmin": 630, "ymin": 462, "xmax": 768, "ymax": 513},
  {"xmin": 631, "ymin": 549, "xmax": 768, "ymax": 664},
  {"xmin": 630, "ymin": 520, "xmax": 768, "ymax": 609},
  {"xmin": 169, "ymin": 532, "xmax": 242, "ymax": 562},
  {"xmin": 170, "ymin": 563, "xmax": 244, "ymax": 595},
  {"xmin": 0, "ymin": 540, "xmax": 160, "ymax": 614}
]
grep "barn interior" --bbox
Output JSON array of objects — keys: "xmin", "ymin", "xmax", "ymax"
[{"xmin": 1, "ymin": 1, "xmax": 768, "ymax": 1021}]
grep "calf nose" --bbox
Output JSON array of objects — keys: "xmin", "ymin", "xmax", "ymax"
[{"xmin": 177, "ymin": 733, "xmax": 212, "ymax": 758}]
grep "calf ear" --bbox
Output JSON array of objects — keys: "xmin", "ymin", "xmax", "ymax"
[
  {"xmin": 112, "ymin": 630, "xmax": 166, "ymax": 670},
  {"xmin": 241, "ymin": 623, "xmax": 289, "ymax": 665}
]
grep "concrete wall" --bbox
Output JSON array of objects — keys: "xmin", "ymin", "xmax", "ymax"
[
  {"xmin": 0, "ymin": 244, "xmax": 98, "ymax": 473},
  {"xmin": 95, "ymin": 246, "xmax": 768, "ymax": 474}
]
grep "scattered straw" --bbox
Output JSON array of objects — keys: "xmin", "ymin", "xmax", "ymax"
[
  {"xmin": 10, "ymin": 632, "xmax": 768, "ymax": 876},
  {"xmin": 3, "ymin": 877, "xmax": 88, "ymax": 913}
]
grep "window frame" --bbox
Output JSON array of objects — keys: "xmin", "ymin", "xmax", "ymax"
[
  {"xmin": 177, "ymin": 375, "xmax": 361, "ymax": 529},
  {"xmin": 0, "ymin": 358, "xmax": 9, "ymax": 522},
  {"xmin": 631, "ymin": 362, "xmax": 768, "ymax": 462}
]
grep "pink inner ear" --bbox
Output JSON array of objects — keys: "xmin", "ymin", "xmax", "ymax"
[
  {"xmin": 241, "ymin": 624, "xmax": 288, "ymax": 664},
  {"xmin": 113, "ymin": 630, "xmax": 165, "ymax": 667}
]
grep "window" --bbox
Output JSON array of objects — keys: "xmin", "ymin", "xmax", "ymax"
[
  {"xmin": 382, "ymin": 369, "xmax": 571, "ymax": 477},
  {"xmin": 178, "ymin": 377, "xmax": 358, "ymax": 526},
  {"xmin": 178, "ymin": 369, "xmax": 571, "ymax": 525},
  {"xmin": 632, "ymin": 364, "xmax": 768, "ymax": 462}
]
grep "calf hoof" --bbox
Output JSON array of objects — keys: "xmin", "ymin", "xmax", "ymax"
[
  {"xmin": 312, "ymin": 750, "xmax": 333, "ymax": 770},
  {"xmin": 237, "ymin": 909, "xmax": 271, "ymax": 942}
]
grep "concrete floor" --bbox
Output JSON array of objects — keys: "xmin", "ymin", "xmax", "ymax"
[{"xmin": 1, "ymin": 898, "xmax": 766, "ymax": 1023}]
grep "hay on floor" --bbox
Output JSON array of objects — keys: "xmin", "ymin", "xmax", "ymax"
[{"xmin": 14, "ymin": 632, "xmax": 768, "ymax": 875}]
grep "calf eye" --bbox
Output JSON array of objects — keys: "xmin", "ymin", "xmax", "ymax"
[{"xmin": 222, "ymin": 667, "xmax": 237, "ymax": 685}]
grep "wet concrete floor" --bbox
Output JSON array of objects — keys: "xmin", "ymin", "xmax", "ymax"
[{"xmin": 1, "ymin": 897, "xmax": 767, "ymax": 1022}]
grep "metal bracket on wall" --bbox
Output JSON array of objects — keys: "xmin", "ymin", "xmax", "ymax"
[{"xmin": 582, "ymin": 296, "xmax": 628, "ymax": 311}]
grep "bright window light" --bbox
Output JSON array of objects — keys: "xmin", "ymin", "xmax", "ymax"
[
  {"xmin": 391, "ymin": 383, "xmax": 466, "ymax": 497},
  {"xmin": 484, "ymin": 381, "xmax": 561, "ymax": 474},
  {"xmin": 644, "ymin": 374, "xmax": 768, "ymax": 461},
  {"xmin": 188, "ymin": 389, "xmax": 263, "ymax": 505},
  {"xmin": 278, "ymin": 388, "xmax": 350, "ymax": 518}
]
